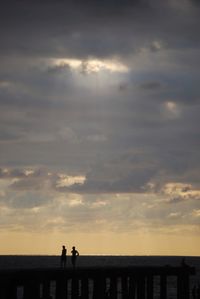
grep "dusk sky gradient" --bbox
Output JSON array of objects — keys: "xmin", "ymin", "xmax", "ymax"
[{"xmin": 0, "ymin": 0, "xmax": 200, "ymax": 255}]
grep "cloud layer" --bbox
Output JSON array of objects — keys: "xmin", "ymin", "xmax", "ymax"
[{"xmin": 0, "ymin": 0, "xmax": 200, "ymax": 241}]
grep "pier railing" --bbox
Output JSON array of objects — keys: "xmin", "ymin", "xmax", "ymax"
[{"xmin": 0, "ymin": 265, "xmax": 195, "ymax": 299}]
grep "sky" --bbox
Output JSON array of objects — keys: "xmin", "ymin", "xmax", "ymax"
[{"xmin": 0, "ymin": 0, "xmax": 200, "ymax": 256}]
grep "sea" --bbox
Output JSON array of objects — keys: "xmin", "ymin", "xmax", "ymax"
[{"xmin": 0, "ymin": 255, "xmax": 199, "ymax": 299}]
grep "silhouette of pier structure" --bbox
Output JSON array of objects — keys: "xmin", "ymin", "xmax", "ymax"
[{"xmin": 0, "ymin": 264, "xmax": 195, "ymax": 299}]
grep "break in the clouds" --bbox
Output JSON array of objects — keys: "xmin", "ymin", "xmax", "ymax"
[{"xmin": 0, "ymin": 0, "xmax": 200, "ymax": 238}]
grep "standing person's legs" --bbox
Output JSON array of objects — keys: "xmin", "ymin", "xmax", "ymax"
[{"xmin": 72, "ymin": 256, "xmax": 76, "ymax": 267}]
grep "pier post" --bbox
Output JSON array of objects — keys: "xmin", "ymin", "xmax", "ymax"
[
  {"xmin": 177, "ymin": 269, "xmax": 190, "ymax": 299},
  {"xmin": 0, "ymin": 287, "xmax": 6, "ymax": 299},
  {"xmin": 0, "ymin": 280, "xmax": 8, "ymax": 299},
  {"xmin": 71, "ymin": 276, "xmax": 79, "ymax": 299},
  {"xmin": 42, "ymin": 279, "xmax": 51, "ymax": 299},
  {"xmin": 93, "ymin": 275, "xmax": 106, "ymax": 299},
  {"xmin": 147, "ymin": 275, "xmax": 153, "ymax": 299},
  {"xmin": 182, "ymin": 272, "xmax": 190, "ymax": 299},
  {"xmin": 23, "ymin": 279, "xmax": 40, "ymax": 299},
  {"xmin": 81, "ymin": 277, "xmax": 89, "ymax": 299},
  {"xmin": 5, "ymin": 281, "xmax": 16, "ymax": 299},
  {"xmin": 160, "ymin": 275, "xmax": 167, "ymax": 299},
  {"xmin": 128, "ymin": 276, "xmax": 136, "ymax": 299},
  {"xmin": 110, "ymin": 276, "xmax": 117, "ymax": 299},
  {"xmin": 121, "ymin": 275, "xmax": 129, "ymax": 299},
  {"xmin": 177, "ymin": 273, "xmax": 183, "ymax": 299},
  {"xmin": 55, "ymin": 276, "xmax": 67, "ymax": 299},
  {"xmin": 137, "ymin": 275, "xmax": 145, "ymax": 299}
]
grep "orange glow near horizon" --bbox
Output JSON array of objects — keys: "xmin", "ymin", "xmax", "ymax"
[{"xmin": 0, "ymin": 231, "xmax": 199, "ymax": 256}]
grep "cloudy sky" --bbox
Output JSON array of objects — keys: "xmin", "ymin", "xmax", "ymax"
[{"xmin": 0, "ymin": 0, "xmax": 200, "ymax": 255}]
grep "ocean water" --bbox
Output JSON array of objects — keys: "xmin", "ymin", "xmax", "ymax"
[{"xmin": 0, "ymin": 255, "xmax": 199, "ymax": 299}]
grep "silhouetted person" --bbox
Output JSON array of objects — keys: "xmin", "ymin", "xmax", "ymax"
[
  {"xmin": 60, "ymin": 245, "xmax": 67, "ymax": 268},
  {"xmin": 71, "ymin": 246, "xmax": 79, "ymax": 268}
]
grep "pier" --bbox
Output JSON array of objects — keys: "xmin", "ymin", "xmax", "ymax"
[{"xmin": 0, "ymin": 265, "xmax": 195, "ymax": 299}]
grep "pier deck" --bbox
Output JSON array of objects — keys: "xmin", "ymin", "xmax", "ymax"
[{"xmin": 0, "ymin": 265, "xmax": 196, "ymax": 299}]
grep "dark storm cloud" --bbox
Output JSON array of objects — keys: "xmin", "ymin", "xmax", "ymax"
[
  {"xmin": 139, "ymin": 81, "xmax": 162, "ymax": 90},
  {"xmin": 0, "ymin": 0, "xmax": 200, "ymax": 195},
  {"xmin": 47, "ymin": 63, "xmax": 71, "ymax": 74},
  {"xmin": 191, "ymin": 0, "xmax": 200, "ymax": 5},
  {"xmin": 0, "ymin": 0, "xmax": 199, "ymax": 60}
]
